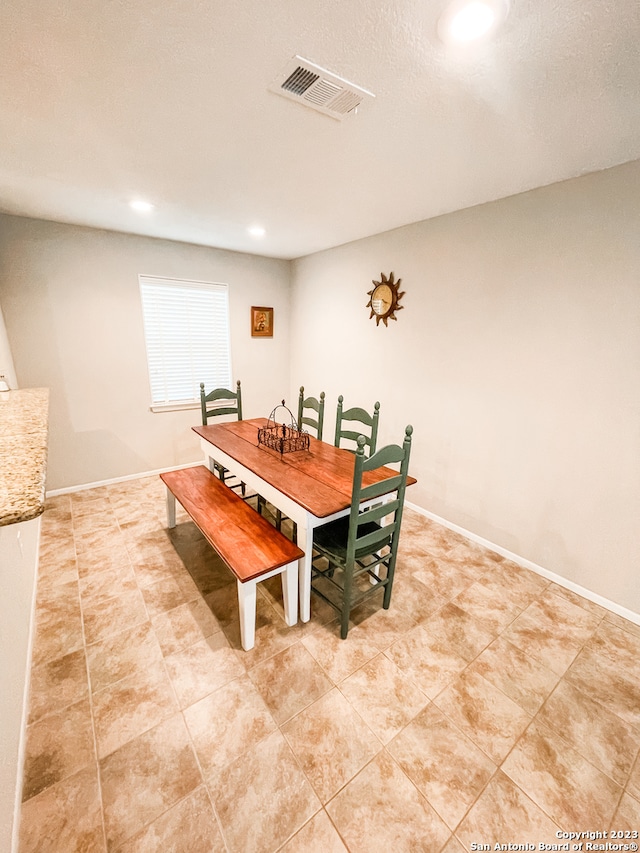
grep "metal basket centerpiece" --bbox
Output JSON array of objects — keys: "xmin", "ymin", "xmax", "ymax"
[{"xmin": 258, "ymin": 400, "xmax": 310, "ymax": 456}]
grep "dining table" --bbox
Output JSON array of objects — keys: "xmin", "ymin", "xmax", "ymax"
[{"xmin": 193, "ymin": 418, "xmax": 416, "ymax": 623}]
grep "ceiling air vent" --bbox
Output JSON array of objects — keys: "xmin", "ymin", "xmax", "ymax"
[{"xmin": 269, "ymin": 56, "xmax": 374, "ymax": 121}]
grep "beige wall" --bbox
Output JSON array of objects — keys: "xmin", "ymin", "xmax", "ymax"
[
  {"xmin": 290, "ymin": 161, "xmax": 640, "ymax": 614},
  {"xmin": 0, "ymin": 302, "xmax": 17, "ymax": 390},
  {"xmin": 0, "ymin": 216, "xmax": 291, "ymax": 490}
]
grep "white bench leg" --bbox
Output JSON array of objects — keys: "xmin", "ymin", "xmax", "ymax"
[
  {"xmin": 237, "ymin": 579, "xmax": 257, "ymax": 651},
  {"xmin": 281, "ymin": 562, "xmax": 298, "ymax": 627},
  {"xmin": 166, "ymin": 488, "xmax": 176, "ymax": 528}
]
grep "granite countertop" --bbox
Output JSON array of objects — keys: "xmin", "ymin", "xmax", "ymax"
[{"xmin": 0, "ymin": 388, "xmax": 49, "ymax": 527}]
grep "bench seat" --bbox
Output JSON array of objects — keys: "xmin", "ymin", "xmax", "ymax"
[{"xmin": 160, "ymin": 465, "xmax": 304, "ymax": 650}]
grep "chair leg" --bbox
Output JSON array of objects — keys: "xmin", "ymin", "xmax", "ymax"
[
  {"xmin": 237, "ymin": 579, "xmax": 257, "ymax": 651},
  {"xmin": 340, "ymin": 566, "xmax": 353, "ymax": 639},
  {"xmin": 383, "ymin": 562, "xmax": 397, "ymax": 609},
  {"xmin": 275, "ymin": 512, "xmax": 296, "ymax": 544},
  {"xmin": 281, "ymin": 562, "xmax": 298, "ymax": 627},
  {"xmin": 247, "ymin": 493, "xmax": 261, "ymax": 510}
]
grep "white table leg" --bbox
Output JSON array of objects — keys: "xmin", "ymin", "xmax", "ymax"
[
  {"xmin": 281, "ymin": 562, "xmax": 298, "ymax": 627},
  {"xmin": 166, "ymin": 489, "xmax": 176, "ymax": 528},
  {"xmin": 296, "ymin": 523, "xmax": 313, "ymax": 623},
  {"xmin": 237, "ymin": 579, "xmax": 256, "ymax": 651}
]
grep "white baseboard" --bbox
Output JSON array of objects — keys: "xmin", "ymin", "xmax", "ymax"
[
  {"xmin": 406, "ymin": 500, "xmax": 640, "ymax": 627},
  {"xmin": 45, "ymin": 461, "xmax": 203, "ymax": 497}
]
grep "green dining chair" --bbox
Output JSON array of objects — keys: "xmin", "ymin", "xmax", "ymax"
[
  {"xmin": 311, "ymin": 425, "xmax": 413, "ymax": 639},
  {"xmin": 298, "ymin": 386, "xmax": 325, "ymax": 440},
  {"xmin": 334, "ymin": 395, "xmax": 380, "ymax": 457},
  {"xmin": 200, "ymin": 381, "xmax": 255, "ymax": 503}
]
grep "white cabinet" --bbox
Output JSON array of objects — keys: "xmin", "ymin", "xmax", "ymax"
[{"xmin": 0, "ymin": 515, "xmax": 41, "ymax": 852}]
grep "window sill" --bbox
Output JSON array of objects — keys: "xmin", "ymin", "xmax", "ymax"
[{"xmin": 150, "ymin": 402, "xmax": 200, "ymax": 413}]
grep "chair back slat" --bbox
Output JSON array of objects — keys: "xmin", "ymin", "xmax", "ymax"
[
  {"xmin": 363, "ymin": 443, "xmax": 403, "ymax": 471},
  {"xmin": 355, "ymin": 522, "xmax": 394, "ymax": 553},
  {"xmin": 205, "ymin": 405, "xmax": 239, "ymax": 417},
  {"xmin": 302, "ymin": 397, "xmax": 321, "ymax": 414},
  {"xmin": 341, "ymin": 405, "xmax": 375, "ymax": 426},
  {"xmin": 337, "ymin": 428, "xmax": 368, "ymax": 445},
  {"xmin": 359, "ymin": 474, "xmax": 403, "ymax": 503},
  {"xmin": 358, "ymin": 497, "xmax": 401, "ymax": 526}
]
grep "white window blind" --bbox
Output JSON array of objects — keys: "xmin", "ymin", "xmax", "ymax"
[{"xmin": 139, "ymin": 275, "xmax": 232, "ymax": 411}]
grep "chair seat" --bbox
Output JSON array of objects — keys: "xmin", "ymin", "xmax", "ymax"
[{"xmin": 313, "ymin": 516, "xmax": 391, "ymax": 562}]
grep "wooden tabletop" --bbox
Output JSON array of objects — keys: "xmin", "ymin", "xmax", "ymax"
[{"xmin": 193, "ymin": 418, "xmax": 416, "ymax": 520}]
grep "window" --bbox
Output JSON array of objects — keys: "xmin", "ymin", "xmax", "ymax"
[{"xmin": 139, "ymin": 275, "xmax": 232, "ymax": 412}]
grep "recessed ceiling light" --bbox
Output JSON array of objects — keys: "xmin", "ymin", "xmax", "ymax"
[
  {"xmin": 129, "ymin": 199, "xmax": 155, "ymax": 213},
  {"xmin": 438, "ymin": 0, "xmax": 509, "ymax": 45},
  {"xmin": 248, "ymin": 225, "xmax": 266, "ymax": 238}
]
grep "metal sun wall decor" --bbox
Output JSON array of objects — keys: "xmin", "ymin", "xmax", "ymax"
[
  {"xmin": 257, "ymin": 400, "xmax": 311, "ymax": 457},
  {"xmin": 366, "ymin": 272, "xmax": 405, "ymax": 326}
]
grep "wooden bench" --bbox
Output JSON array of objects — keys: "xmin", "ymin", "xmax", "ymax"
[{"xmin": 160, "ymin": 465, "xmax": 304, "ymax": 650}]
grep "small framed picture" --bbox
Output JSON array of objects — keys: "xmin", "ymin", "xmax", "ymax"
[{"xmin": 251, "ymin": 306, "xmax": 273, "ymax": 337}]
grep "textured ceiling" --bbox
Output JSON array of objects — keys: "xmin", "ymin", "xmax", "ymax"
[{"xmin": 1, "ymin": 0, "xmax": 639, "ymax": 259}]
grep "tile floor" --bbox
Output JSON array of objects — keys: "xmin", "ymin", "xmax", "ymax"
[{"xmin": 18, "ymin": 474, "xmax": 640, "ymax": 852}]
